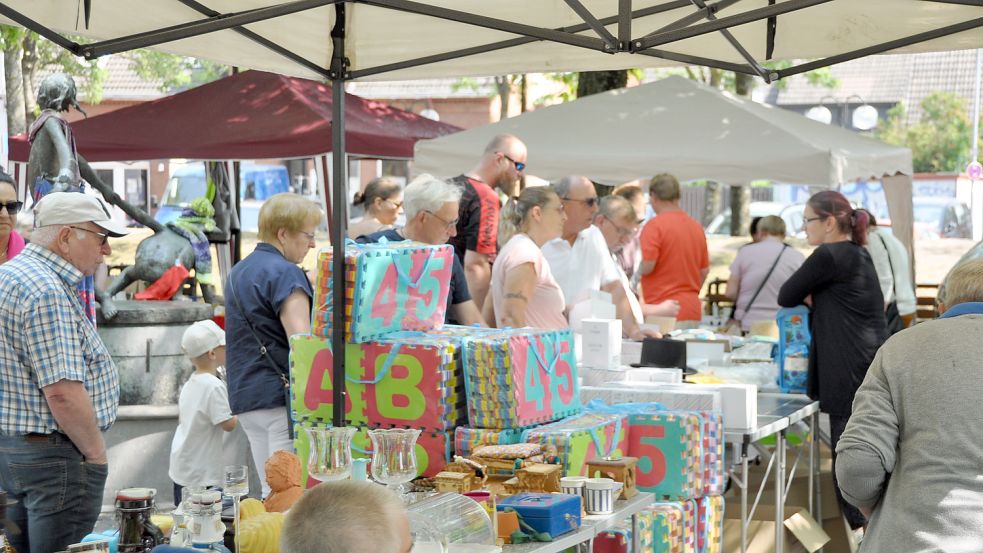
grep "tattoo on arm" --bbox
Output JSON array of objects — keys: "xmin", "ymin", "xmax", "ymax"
[{"xmin": 504, "ymin": 292, "xmax": 528, "ymax": 303}]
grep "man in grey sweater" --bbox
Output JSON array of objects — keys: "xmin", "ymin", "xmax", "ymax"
[{"xmin": 836, "ymin": 258, "xmax": 983, "ymax": 552}]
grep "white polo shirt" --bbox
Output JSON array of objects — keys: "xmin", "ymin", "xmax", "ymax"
[{"xmin": 543, "ymin": 225, "xmax": 620, "ymax": 307}]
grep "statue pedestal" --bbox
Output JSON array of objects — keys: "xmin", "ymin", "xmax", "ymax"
[{"xmin": 97, "ymin": 300, "xmax": 215, "ymax": 405}]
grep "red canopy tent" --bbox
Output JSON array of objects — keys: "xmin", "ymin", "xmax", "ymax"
[{"xmin": 9, "ymin": 69, "xmax": 460, "ymax": 162}]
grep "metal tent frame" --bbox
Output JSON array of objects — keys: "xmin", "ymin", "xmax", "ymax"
[{"xmin": 2, "ymin": 0, "xmax": 982, "ymax": 425}]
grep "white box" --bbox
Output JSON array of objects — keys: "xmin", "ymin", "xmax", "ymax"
[
  {"xmin": 582, "ymin": 384, "xmax": 722, "ymax": 412},
  {"xmin": 686, "ymin": 340, "xmax": 728, "ymax": 364},
  {"xmin": 620, "ymin": 339, "xmax": 642, "ymax": 366},
  {"xmin": 582, "ymin": 318, "xmax": 622, "ymax": 369},
  {"xmin": 636, "ymin": 382, "xmax": 758, "ymax": 430},
  {"xmin": 624, "ymin": 367, "xmax": 683, "ymax": 384}
]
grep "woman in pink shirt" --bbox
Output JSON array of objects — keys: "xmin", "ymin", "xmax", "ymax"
[
  {"xmin": 488, "ymin": 187, "xmax": 568, "ymax": 329},
  {"xmin": 0, "ymin": 173, "xmax": 25, "ymax": 264}
]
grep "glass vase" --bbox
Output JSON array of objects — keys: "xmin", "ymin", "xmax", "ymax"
[{"xmin": 305, "ymin": 426, "xmax": 357, "ymax": 482}]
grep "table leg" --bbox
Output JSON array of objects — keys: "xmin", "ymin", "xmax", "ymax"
[
  {"xmin": 809, "ymin": 411, "xmax": 815, "ymax": 517},
  {"xmin": 813, "ymin": 410, "xmax": 823, "ymax": 553},
  {"xmin": 632, "ymin": 512, "xmax": 639, "ymax": 553},
  {"xmin": 741, "ymin": 448, "xmax": 748, "ymax": 553},
  {"xmin": 775, "ymin": 429, "xmax": 786, "ymax": 553}
]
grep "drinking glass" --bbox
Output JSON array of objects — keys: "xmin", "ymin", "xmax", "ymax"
[
  {"xmin": 223, "ymin": 465, "xmax": 248, "ymax": 553},
  {"xmin": 368, "ymin": 428, "xmax": 421, "ymax": 495},
  {"xmin": 305, "ymin": 426, "xmax": 357, "ymax": 482}
]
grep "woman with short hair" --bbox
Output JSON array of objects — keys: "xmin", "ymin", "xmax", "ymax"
[
  {"xmin": 726, "ymin": 215, "xmax": 804, "ymax": 332},
  {"xmin": 0, "ymin": 173, "xmax": 25, "ymax": 264},
  {"xmin": 225, "ymin": 193, "xmax": 322, "ymax": 497}
]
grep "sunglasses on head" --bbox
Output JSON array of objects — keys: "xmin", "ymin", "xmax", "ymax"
[{"xmin": 0, "ymin": 201, "xmax": 23, "ymax": 215}]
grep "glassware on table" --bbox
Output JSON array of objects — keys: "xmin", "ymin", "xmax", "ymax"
[
  {"xmin": 406, "ymin": 493, "xmax": 495, "ymax": 553},
  {"xmin": 223, "ymin": 465, "xmax": 249, "ymax": 553},
  {"xmin": 367, "ymin": 428, "xmax": 421, "ymax": 494},
  {"xmin": 305, "ymin": 426, "xmax": 357, "ymax": 482}
]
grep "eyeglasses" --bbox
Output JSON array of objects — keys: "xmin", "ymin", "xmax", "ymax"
[
  {"xmin": 500, "ymin": 152, "xmax": 526, "ymax": 172},
  {"xmin": 299, "ymin": 231, "xmax": 316, "ymax": 241},
  {"xmin": 563, "ymin": 196, "xmax": 599, "ymax": 209},
  {"xmin": 802, "ymin": 216, "xmax": 825, "ymax": 228},
  {"xmin": 386, "ymin": 199, "xmax": 403, "ymax": 209},
  {"xmin": 0, "ymin": 201, "xmax": 23, "ymax": 215},
  {"xmin": 69, "ymin": 225, "xmax": 109, "ymax": 246},
  {"xmin": 603, "ymin": 215, "xmax": 637, "ymax": 237},
  {"xmin": 424, "ymin": 210, "xmax": 458, "ymax": 230}
]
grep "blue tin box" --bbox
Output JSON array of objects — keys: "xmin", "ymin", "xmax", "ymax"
[{"xmin": 497, "ymin": 492, "xmax": 582, "ymax": 538}]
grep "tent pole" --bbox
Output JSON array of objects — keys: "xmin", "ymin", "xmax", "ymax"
[{"xmin": 330, "ymin": 3, "xmax": 349, "ymax": 429}]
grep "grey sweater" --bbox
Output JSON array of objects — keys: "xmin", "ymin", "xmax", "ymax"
[{"xmin": 836, "ymin": 313, "xmax": 983, "ymax": 552}]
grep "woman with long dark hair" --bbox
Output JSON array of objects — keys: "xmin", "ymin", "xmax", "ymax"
[{"xmin": 778, "ymin": 190, "xmax": 888, "ymax": 531}]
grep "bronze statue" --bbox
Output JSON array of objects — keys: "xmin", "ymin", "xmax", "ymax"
[{"xmin": 28, "ymin": 73, "xmax": 217, "ymax": 319}]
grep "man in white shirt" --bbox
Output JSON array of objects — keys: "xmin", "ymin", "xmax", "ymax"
[
  {"xmin": 542, "ymin": 175, "xmax": 654, "ymax": 340},
  {"xmin": 861, "ymin": 209, "xmax": 916, "ymax": 330}
]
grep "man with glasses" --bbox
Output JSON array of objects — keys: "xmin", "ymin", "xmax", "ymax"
[
  {"xmin": 357, "ymin": 174, "xmax": 485, "ymax": 326},
  {"xmin": 448, "ymin": 134, "xmax": 528, "ymax": 312},
  {"xmin": 0, "ymin": 192, "xmax": 128, "ymax": 553},
  {"xmin": 638, "ymin": 173, "xmax": 709, "ymax": 326},
  {"xmin": 542, "ymin": 176, "xmax": 656, "ymax": 340}
]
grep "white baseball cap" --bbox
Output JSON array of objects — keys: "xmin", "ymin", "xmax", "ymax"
[
  {"xmin": 181, "ymin": 320, "xmax": 226, "ymax": 358},
  {"xmin": 33, "ymin": 192, "xmax": 129, "ymax": 237}
]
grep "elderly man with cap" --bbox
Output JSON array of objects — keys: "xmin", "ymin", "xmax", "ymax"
[{"xmin": 0, "ymin": 192, "xmax": 127, "ymax": 553}]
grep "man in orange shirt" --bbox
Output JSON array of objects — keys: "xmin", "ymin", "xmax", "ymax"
[{"xmin": 638, "ymin": 173, "xmax": 709, "ymax": 323}]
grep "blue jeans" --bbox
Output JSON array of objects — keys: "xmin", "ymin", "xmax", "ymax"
[{"xmin": 0, "ymin": 432, "xmax": 108, "ymax": 553}]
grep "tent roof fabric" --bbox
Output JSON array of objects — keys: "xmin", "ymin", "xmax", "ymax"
[
  {"xmin": 9, "ymin": 70, "xmax": 459, "ymax": 162},
  {"xmin": 1, "ymin": 1, "xmax": 981, "ymax": 82},
  {"xmin": 414, "ymin": 76, "xmax": 912, "ymax": 186}
]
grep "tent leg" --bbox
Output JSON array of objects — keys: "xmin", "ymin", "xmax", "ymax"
[{"xmin": 330, "ymin": 4, "xmax": 348, "ymax": 429}]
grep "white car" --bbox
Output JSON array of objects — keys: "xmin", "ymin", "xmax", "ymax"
[{"xmin": 705, "ymin": 201, "xmax": 804, "ymax": 238}]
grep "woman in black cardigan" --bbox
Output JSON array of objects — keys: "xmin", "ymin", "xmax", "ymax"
[{"xmin": 778, "ymin": 190, "xmax": 888, "ymax": 530}]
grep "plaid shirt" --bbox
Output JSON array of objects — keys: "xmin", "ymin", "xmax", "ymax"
[{"xmin": 0, "ymin": 244, "xmax": 119, "ymax": 434}]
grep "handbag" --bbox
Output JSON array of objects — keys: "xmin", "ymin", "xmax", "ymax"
[
  {"xmin": 227, "ymin": 274, "xmax": 295, "ymax": 439},
  {"xmin": 736, "ymin": 244, "xmax": 788, "ymax": 326},
  {"xmin": 876, "ymin": 233, "xmax": 905, "ymax": 335}
]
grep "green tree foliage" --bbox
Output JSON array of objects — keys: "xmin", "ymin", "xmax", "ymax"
[
  {"xmin": 876, "ymin": 91, "xmax": 976, "ymax": 173},
  {"xmin": 121, "ymin": 50, "xmax": 230, "ymax": 92}
]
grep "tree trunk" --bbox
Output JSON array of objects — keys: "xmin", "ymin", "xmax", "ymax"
[
  {"xmin": 3, "ymin": 42, "xmax": 24, "ymax": 135},
  {"xmin": 729, "ymin": 184, "xmax": 751, "ymax": 237},
  {"xmin": 728, "ymin": 73, "xmax": 757, "ymax": 235},
  {"xmin": 703, "ymin": 181, "xmax": 720, "ymax": 226},
  {"xmin": 576, "ymin": 70, "xmax": 627, "ymax": 98},
  {"xmin": 20, "ymin": 33, "xmax": 37, "ymax": 129},
  {"xmin": 519, "ymin": 74, "xmax": 527, "ymax": 113},
  {"xmin": 709, "ymin": 68, "xmax": 723, "ymax": 88},
  {"xmin": 494, "ymin": 75, "xmax": 511, "ymax": 121}
]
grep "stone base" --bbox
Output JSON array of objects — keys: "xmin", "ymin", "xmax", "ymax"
[{"xmin": 97, "ymin": 300, "xmax": 215, "ymax": 405}]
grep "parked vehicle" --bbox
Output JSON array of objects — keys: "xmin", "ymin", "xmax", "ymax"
[
  {"xmin": 912, "ymin": 196, "xmax": 972, "ymax": 239},
  {"xmin": 705, "ymin": 201, "xmax": 804, "ymax": 238},
  {"xmin": 154, "ymin": 162, "xmax": 290, "ymax": 230}
]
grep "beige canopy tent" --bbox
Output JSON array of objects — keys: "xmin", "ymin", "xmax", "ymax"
[
  {"xmin": 415, "ymin": 75, "xmax": 915, "ymax": 252},
  {"xmin": 0, "ymin": 0, "xmax": 977, "ymax": 427}
]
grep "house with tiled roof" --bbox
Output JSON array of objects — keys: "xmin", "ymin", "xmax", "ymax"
[{"xmin": 754, "ymin": 49, "xmax": 981, "ymax": 131}]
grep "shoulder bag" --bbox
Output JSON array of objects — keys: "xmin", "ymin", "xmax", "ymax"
[
  {"xmin": 227, "ymin": 274, "xmax": 295, "ymax": 439},
  {"xmin": 737, "ymin": 244, "xmax": 789, "ymax": 326}
]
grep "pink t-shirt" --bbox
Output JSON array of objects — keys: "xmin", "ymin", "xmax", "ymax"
[
  {"xmin": 491, "ymin": 234, "xmax": 567, "ymax": 329},
  {"xmin": 729, "ymin": 237, "xmax": 805, "ymax": 330}
]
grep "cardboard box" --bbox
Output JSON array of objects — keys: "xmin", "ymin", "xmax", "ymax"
[
  {"xmin": 582, "ymin": 318, "xmax": 622, "ymax": 369},
  {"xmin": 685, "ymin": 339, "xmax": 731, "ymax": 364},
  {"xmin": 723, "ymin": 505, "xmax": 829, "ymax": 553}
]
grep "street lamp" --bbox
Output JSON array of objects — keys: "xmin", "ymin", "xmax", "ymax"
[{"xmin": 805, "ymin": 95, "xmax": 878, "ymax": 130}]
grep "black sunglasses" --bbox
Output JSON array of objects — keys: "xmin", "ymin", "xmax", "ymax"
[
  {"xmin": 0, "ymin": 201, "xmax": 23, "ymax": 215},
  {"xmin": 500, "ymin": 152, "xmax": 526, "ymax": 172},
  {"xmin": 563, "ymin": 196, "xmax": 599, "ymax": 208}
]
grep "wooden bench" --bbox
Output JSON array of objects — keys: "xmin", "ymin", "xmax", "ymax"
[
  {"xmin": 916, "ymin": 283, "xmax": 939, "ymax": 321},
  {"xmin": 704, "ymin": 277, "xmax": 733, "ymax": 315}
]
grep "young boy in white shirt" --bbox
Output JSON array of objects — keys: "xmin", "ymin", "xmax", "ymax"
[{"xmin": 169, "ymin": 320, "xmax": 238, "ymax": 506}]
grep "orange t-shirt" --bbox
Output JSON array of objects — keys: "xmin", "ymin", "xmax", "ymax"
[{"xmin": 639, "ymin": 210, "xmax": 709, "ymax": 321}]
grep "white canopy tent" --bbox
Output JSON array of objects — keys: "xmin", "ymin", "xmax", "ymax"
[
  {"xmin": 0, "ymin": 0, "xmax": 976, "ymax": 427},
  {"xmin": 414, "ymin": 75, "xmax": 915, "ymax": 252}
]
